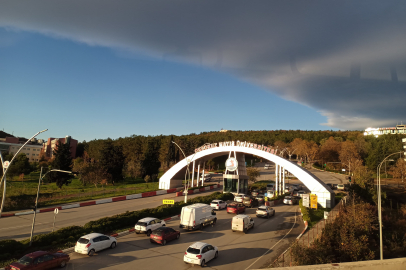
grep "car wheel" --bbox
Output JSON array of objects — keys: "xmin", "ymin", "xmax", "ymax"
[
  {"xmin": 176, "ymin": 233, "xmax": 180, "ymax": 239},
  {"xmin": 88, "ymin": 249, "xmax": 95, "ymax": 256},
  {"xmin": 146, "ymin": 230, "xmax": 152, "ymax": 237},
  {"xmin": 110, "ymin": 242, "xmax": 117, "ymax": 249},
  {"xmin": 59, "ymin": 260, "xmax": 67, "ymax": 268},
  {"xmin": 252, "ymin": 223, "xmax": 255, "ymax": 229},
  {"xmin": 162, "ymin": 240, "xmax": 167, "ymax": 246},
  {"xmin": 150, "ymin": 239, "xmax": 154, "ymax": 243},
  {"xmin": 215, "ymin": 251, "xmax": 218, "ymax": 259},
  {"xmin": 244, "ymin": 228, "xmax": 247, "ymax": 234},
  {"xmin": 200, "ymin": 259, "xmax": 206, "ymax": 267}
]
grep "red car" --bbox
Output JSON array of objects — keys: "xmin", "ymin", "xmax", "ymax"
[
  {"xmin": 227, "ymin": 202, "xmax": 245, "ymax": 214},
  {"xmin": 8, "ymin": 251, "xmax": 70, "ymax": 270},
  {"xmin": 150, "ymin": 226, "xmax": 180, "ymax": 245}
]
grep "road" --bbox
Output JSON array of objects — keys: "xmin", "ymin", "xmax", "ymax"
[
  {"xmin": 65, "ymin": 203, "xmax": 302, "ymax": 270},
  {"xmin": 0, "ymin": 188, "xmax": 223, "ymax": 241}
]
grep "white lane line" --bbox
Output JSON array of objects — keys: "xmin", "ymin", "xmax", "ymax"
[{"xmin": 244, "ymin": 210, "xmax": 297, "ymax": 270}]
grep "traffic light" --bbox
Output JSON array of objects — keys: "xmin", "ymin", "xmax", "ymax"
[{"xmin": 348, "ymin": 176, "xmax": 351, "ymax": 183}]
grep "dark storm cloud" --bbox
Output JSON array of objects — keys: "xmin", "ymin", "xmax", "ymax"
[{"xmin": 1, "ymin": 0, "xmax": 405, "ymax": 129}]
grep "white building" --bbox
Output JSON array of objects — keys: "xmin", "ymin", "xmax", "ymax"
[{"xmin": 364, "ymin": 125, "xmax": 406, "ymax": 137}]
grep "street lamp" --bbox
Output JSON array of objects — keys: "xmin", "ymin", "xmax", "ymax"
[
  {"xmin": 376, "ymin": 151, "xmax": 403, "ymax": 260},
  {"xmin": 172, "ymin": 142, "xmax": 195, "ymax": 203},
  {"xmin": 29, "ymin": 167, "xmax": 74, "ymax": 246},
  {"xmin": 0, "ymin": 129, "xmax": 48, "ymax": 218}
]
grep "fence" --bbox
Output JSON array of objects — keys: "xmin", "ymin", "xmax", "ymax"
[{"xmin": 270, "ymin": 197, "xmax": 347, "ymax": 268}]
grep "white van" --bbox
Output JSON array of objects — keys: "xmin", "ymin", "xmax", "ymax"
[
  {"xmin": 180, "ymin": 203, "xmax": 217, "ymax": 230},
  {"xmin": 231, "ymin": 214, "xmax": 254, "ymax": 233}
]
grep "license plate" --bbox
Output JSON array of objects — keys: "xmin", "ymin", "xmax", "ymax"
[{"xmin": 187, "ymin": 258, "xmax": 191, "ymax": 262}]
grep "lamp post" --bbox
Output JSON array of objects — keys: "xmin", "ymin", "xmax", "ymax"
[
  {"xmin": 29, "ymin": 167, "xmax": 73, "ymax": 246},
  {"xmin": 377, "ymin": 151, "xmax": 403, "ymax": 260},
  {"xmin": 0, "ymin": 129, "xmax": 48, "ymax": 219},
  {"xmin": 172, "ymin": 142, "xmax": 196, "ymax": 203}
]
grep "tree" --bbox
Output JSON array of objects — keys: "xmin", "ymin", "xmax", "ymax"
[
  {"xmin": 389, "ymin": 159, "xmax": 406, "ymax": 182},
  {"xmin": 339, "ymin": 141, "xmax": 361, "ymax": 175},
  {"xmin": 247, "ymin": 167, "xmax": 260, "ymax": 183},
  {"xmin": 48, "ymin": 141, "xmax": 74, "ymax": 188},
  {"xmin": 6, "ymin": 153, "xmax": 31, "ymax": 178},
  {"xmin": 99, "ymin": 141, "xmax": 125, "ymax": 183}
]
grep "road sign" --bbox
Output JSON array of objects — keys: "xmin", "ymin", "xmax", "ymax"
[
  {"xmin": 342, "ymin": 169, "xmax": 346, "ymax": 171},
  {"xmin": 163, "ymin": 199, "xmax": 174, "ymax": 205},
  {"xmin": 310, "ymin": 194, "xmax": 318, "ymax": 209},
  {"xmin": 3, "ymin": 161, "xmax": 10, "ymax": 168},
  {"xmin": 52, "ymin": 208, "xmax": 59, "ymax": 232},
  {"xmin": 302, "ymin": 194, "xmax": 310, "ymax": 208},
  {"xmin": 324, "ymin": 211, "xmax": 329, "ymax": 219},
  {"xmin": 54, "ymin": 208, "xmax": 59, "ymax": 214}
]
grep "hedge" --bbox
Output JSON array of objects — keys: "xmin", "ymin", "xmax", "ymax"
[{"xmin": 0, "ymin": 191, "xmax": 234, "ymax": 267}]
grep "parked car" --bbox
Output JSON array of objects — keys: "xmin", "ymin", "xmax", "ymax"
[
  {"xmin": 256, "ymin": 194, "xmax": 265, "ymax": 204},
  {"xmin": 180, "ymin": 203, "xmax": 217, "ymax": 230},
  {"xmin": 227, "ymin": 202, "xmax": 245, "ymax": 214},
  {"xmin": 243, "ymin": 195, "xmax": 259, "ymax": 208},
  {"xmin": 234, "ymin": 193, "xmax": 246, "ymax": 202},
  {"xmin": 8, "ymin": 251, "xmax": 70, "ymax": 270},
  {"xmin": 283, "ymin": 196, "xmax": 299, "ymax": 205},
  {"xmin": 74, "ymin": 233, "xmax": 117, "ymax": 256},
  {"xmin": 232, "ymin": 214, "xmax": 254, "ymax": 233},
  {"xmin": 150, "ymin": 226, "xmax": 180, "ymax": 245},
  {"xmin": 210, "ymin": 199, "xmax": 227, "ymax": 210},
  {"xmin": 251, "ymin": 189, "xmax": 260, "ymax": 197},
  {"xmin": 266, "ymin": 190, "xmax": 275, "ymax": 199},
  {"xmin": 184, "ymin": 242, "xmax": 218, "ymax": 267},
  {"xmin": 256, "ymin": 206, "xmax": 275, "ymax": 218},
  {"xmin": 135, "ymin": 217, "xmax": 166, "ymax": 236},
  {"xmin": 266, "ymin": 183, "xmax": 275, "ymax": 190}
]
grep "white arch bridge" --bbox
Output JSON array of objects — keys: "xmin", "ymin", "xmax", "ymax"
[{"xmin": 159, "ymin": 143, "xmax": 334, "ymax": 208}]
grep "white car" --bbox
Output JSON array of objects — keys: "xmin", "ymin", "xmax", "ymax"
[
  {"xmin": 264, "ymin": 164, "xmax": 271, "ymax": 169},
  {"xmin": 74, "ymin": 233, "xmax": 117, "ymax": 256},
  {"xmin": 135, "ymin": 217, "xmax": 166, "ymax": 236},
  {"xmin": 297, "ymin": 190, "xmax": 306, "ymax": 197},
  {"xmin": 184, "ymin": 242, "xmax": 219, "ymax": 267},
  {"xmin": 256, "ymin": 206, "xmax": 275, "ymax": 218},
  {"xmin": 337, "ymin": 184, "xmax": 345, "ymax": 191},
  {"xmin": 234, "ymin": 194, "xmax": 246, "ymax": 202},
  {"xmin": 210, "ymin": 200, "xmax": 227, "ymax": 210}
]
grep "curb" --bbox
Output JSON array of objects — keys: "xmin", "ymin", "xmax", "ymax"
[
  {"xmin": 1, "ymin": 185, "xmax": 219, "ymax": 218},
  {"xmin": 58, "ymin": 214, "xmax": 181, "ymax": 255}
]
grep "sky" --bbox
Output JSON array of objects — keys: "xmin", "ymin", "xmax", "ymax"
[{"xmin": 0, "ymin": 1, "xmax": 405, "ymax": 142}]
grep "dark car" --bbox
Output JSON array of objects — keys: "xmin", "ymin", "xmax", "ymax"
[
  {"xmin": 251, "ymin": 189, "xmax": 260, "ymax": 197},
  {"xmin": 326, "ymin": 183, "xmax": 334, "ymax": 190},
  {"xmin": 8, "ymin": 251, "xmax": 70, "ymax": 270},
  {"xmin": 243, "ymin": 196, "xmax": 259, "ymax": 208},
  {"xmin": 256, "ymin": 194, "xmax": 265, "ymax": 204},
  {"xmin": 227, "ymin": 202, "xmax": 245, "ymax": 214},
  {"xmin": 150, "ymin": 227, "xmax": 180, "ymax": 245}
]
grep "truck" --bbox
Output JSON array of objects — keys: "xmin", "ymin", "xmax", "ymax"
[{"xmin": 179, "ymin": 203, "xmax": 217, "ymax": 230}]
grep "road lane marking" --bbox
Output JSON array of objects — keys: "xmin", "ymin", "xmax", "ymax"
[{"xmin": 244, "ymin": 210, "xmax": 297, "ymax": 270}]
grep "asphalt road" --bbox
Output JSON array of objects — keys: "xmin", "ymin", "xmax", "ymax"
[
  {"xmin": 0, "ymin": 188, "xmax": 223, "ymax": 241},
  {"xmin": 65, "ymin": 203, "xmax": 302, "ymax": 270}
]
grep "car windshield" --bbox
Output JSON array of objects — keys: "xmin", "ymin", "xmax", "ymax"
[
  {"xmin": 152, "ymin": 229, "xmax": 164, "ymax": 236},
  {"xmin": 17, "ymin": 256, "xmax": 33, "ymax": 266},
  {"xmin": 243, "ymin": 197, "xmax": 250, "ymax": 201},
  {"xmin": 77, "ymin": 238, "xmax": 89, "ymax": 244},
  {"xmin": 187, "ymin": 247, "xmax": 201, "ymax": 254},
  {"xmin": 136, "ymin": 222, "xmax": 147, "ymax": 226},
  {"xmin": 211, "ymin": 201, "xmax": 219, "ymax": 204},
  {"xmin": 285, "ymin": 196, "xmax": 292, "ymax": 199},
  {"xmin": 228, "ymin": 204, "xmax": 237, "ymax": 208},
  {"xmin": 236, "ymin": 195, "xmax": 243, "ymax": 198},
  {"xmin": 258, "ymin": 206, "xmax": 267, "ymax": 210}
]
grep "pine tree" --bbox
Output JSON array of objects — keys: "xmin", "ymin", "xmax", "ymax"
[{"xmin": 49, "ymin": 141, "xmax": 73, "ymax": 188}]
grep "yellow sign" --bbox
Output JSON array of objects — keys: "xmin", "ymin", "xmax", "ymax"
[
  {"xmin": 310, "ymin": 194, "xmax": 318, "ymax": 209},
  {"xmin": 163, "ymin": 199, "xmax": 175, "ymax": 205}
]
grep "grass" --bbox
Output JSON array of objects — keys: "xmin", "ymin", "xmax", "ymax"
[
  {"xmin": 308, "ymin": 207, "xmax": 331, "ymax": 228},
  {"xmin": 0, "ymin": 172, "xmax": 161, "ymax": 210}
]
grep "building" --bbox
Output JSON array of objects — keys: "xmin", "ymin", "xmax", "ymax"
[
  {"xmin": 42, "ymin": 136, "xmax": 78, "ymax": 159},
  {"xmin": 364, "ymin": 125, "xmax": 406, "ymax": 137},
  {"xmin": 220, "ymin": 129, "xmax": 229, "ymax": 133},
  {"xmin": 0, "ymin": 137, "xmax": 44, "ymax": 162}
]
